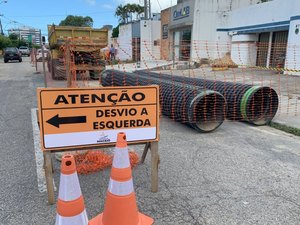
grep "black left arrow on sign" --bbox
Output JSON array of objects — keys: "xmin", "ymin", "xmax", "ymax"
[{"xmin": 46, "ymin": 114, "xmax": 87, "ymax": 128}]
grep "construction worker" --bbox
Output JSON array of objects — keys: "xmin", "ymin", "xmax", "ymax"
[
  {"xmin": 110, "ymin": 44, "xmax": 116, "ymax": 61},
  {"xmin": 105, "ymin": 45, "xmax": 110, "ymax": 62}
]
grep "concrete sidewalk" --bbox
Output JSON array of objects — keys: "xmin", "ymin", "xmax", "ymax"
[
  {"xmin": 273, "ymin": 94, "xmax": 300, "ymax": 127},
  {"xmin": 105, "ymin": 60, "xmax": 174, "ymax": 72}
]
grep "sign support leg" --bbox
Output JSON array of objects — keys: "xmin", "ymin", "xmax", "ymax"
[
  {"xmin": 141, "ymin": 142, "xmax": 150, "ymax": 163},
  {"xmin": 150, "ymin": 141, "xmax": 159, "ymax": 193},
  {"xmin": 44, "ymin": 151, "xmax": 55, "ymax": 204}
]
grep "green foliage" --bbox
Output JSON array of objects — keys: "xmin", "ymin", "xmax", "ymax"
[
  {"xmin": 9, "ymin": 33, "xmax": 18, "ymax": 40},
  {"xmin": 18, "ymin": 38, "xmax": 27, "ymax": 47},
  {"xmin": 0, "ymin": 34, "xmax": 29, "ymax": 50},
  {"xmin": 59, "ymin": 15, "xmax": 94, "ymax": 27},
  {"xmin": 115, "ymin": 4, "xmax": 127, "ymax": 24},
  {"xmin": 269, "ymin": 122, "xmax": 300, "ymax": 136},
  {"xmin": 0, "ymin": 35, "xmax": 12, "ymax": 49},
  {"xmin": 32, "ymin": 44, "xmax": 41, "ymax": 49},
  {"xmin": 115, "ymin": 3, "xmax": 144, "ymax": 24},
  {"xmin": 112, "ymin": 25, "xmax": 119, "ymax": 38}
]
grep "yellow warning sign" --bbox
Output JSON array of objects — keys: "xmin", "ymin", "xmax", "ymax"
[{"xmin": 37, "ymin": 86, "xmax": 159, "ymax": 151}]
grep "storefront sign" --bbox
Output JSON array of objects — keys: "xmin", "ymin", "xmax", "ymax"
[
  {"xmin": 170, "ymin": 0, "xmax": 194, "ymax": 28},
  {"xmin": 162, "ymin": 24, "xmax": 168, "ymax": 39},
  {"xmin": 173, "ymin": 6, "xmax": 190, "ymax": 21}
]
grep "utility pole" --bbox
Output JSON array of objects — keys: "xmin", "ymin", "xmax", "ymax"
[
  {"xmin": 0, "ymin": 15, "xmax": 3, "ymax": 35},
  {"xmin": 144, "ymin": 0, "xmax": 151, "ymax": 20},
  {"xmin": 0, "ymin": 0, "xmax": 8, "ymax": 35}
]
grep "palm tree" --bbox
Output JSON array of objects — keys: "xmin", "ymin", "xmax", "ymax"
[
  {"xmin": 115, "ymin": 4, "xmax": 128, "ymax": 24},
  {"xmin": 115, "ymin": 3, "xmax": 144, "ymax": 24},
  {"xmin": 135, "ymin": 4, "xmax": 144, "ymax": 20},
  {"xmin": 129, "ymin": 3, "xmax": 144, "ymax": 21}
]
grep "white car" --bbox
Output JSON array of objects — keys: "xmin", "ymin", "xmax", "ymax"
[
  {"xmin": 19, "ymin": 46, "xmax": 30, "ymax": 56},
  {"xmin": 36, "ymin": 48, "xmax": 48, "ymax": 61}
]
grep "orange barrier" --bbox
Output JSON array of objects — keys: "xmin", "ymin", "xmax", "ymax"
[
  {"xmin": 89, "ymin": 132, "xmax": 154, "ymax": 225},
  {"xmin": 73, "ymin": 150, "xmax": 139, "ymax": 174},
  {"xmin": 55, "ymin": 154, "xmax": 89, "ymax": 225}
]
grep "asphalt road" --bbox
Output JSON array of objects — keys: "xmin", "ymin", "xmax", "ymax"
[{"xmin": 0, "ymin": 57, "xmax": 300, "ymax": 225}]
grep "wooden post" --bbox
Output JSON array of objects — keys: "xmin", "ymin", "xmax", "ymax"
[
  {"xmin": 65, "ymin": 41, "xmax": 72, "ymax": 87},
  {"xmin": 141, "ymin": 142, "xmax": 150, "ymax": 163},
  {"xmin": 44, "ymin": 151, "xmax": 55, "ymax": 204},
  {"xmin": 35, "ymin": 49, "xmax": 38, "ymax": 72},
  {"xmin": 150, "ymin": 141, "xmax": 159, "ymax": 193}
]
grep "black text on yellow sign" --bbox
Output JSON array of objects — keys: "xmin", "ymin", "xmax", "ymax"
[{"xmin": 37, "ymin": 86, "xmax": 159, "ymax": 151}]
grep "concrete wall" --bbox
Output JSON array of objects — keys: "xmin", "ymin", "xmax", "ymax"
[
  {"xmin": 222, "ymin": 0, "xmax": 300, "ymax": 74},
  {"xmin": 227, "ymin": 0, "xmax": 299, "ymax": 29},
  {"xmin": 140, "ymin": 20, "xmax": 161, "ymax": 61},
  {"xmin": 285, "ymin": 17, "xmax": 300, "ymax": 75},
  {"xmin": 161, "ymin": 8, "xmax": 172, "ymax": 60},
  {"xmin": 132, "ymin": 22, "xmax": 141, "ymax": 38},
  {"xmin": 191, "ymin": 0, "xmax": 257, "ymax": 60},
  {"xmin": 118, "ymin": 23, "xmax": 133, "ymax": 61},
  {"xmin": 231, "ymin": 34, "xmax": 258, "ymax": 66}
]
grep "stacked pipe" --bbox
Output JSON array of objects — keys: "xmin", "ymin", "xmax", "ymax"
[
  {"xmin": 134, "ymin": 71, "xmax": 279, "ymax": 125},
  {"xmin": 101, "ymin": 70, "xmax": 227, "ymax": 132}
]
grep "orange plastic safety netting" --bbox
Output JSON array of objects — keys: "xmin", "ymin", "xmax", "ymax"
[{"xmin": 74, "ymin": 150, "xmax": 139, "ymax": 174}]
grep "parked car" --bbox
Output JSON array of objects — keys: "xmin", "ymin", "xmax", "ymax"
[
  {"xmin": 19, "ymin": 46, "xmax": 30, "ymax": 56},
  {"xmin": 36, "ymin": 48, "xmax": 48, "ymax": 61},
  {"xmin": 3, "ymin": 47, "xmax": 22, "ymax": 63}
]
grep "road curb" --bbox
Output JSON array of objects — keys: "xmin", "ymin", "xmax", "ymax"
[{"xmin": 269, "ymin": 121, "xmax": 300, "ymax": 136}]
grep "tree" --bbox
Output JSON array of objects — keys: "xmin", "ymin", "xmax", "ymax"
[
  {"xmin": 112, "ymin": 25, "xmax": 119, "ymax": 38},
  {"xmin": 6, "ymin": 33, "xmax": 23, "ymax": 47},
  {"xmin": 115, "ymin": 4, "xmax": 128, "ymax": 24},
  {"xmin": 7, "ymin": 33, "xmax": 27, "ymax": 47},
  {"xmin": 115, "ymin": 3, "xmax": 144, "ymax": 24},
  {"xmin": 0, "ymin": 35, "xmax": 12, "ymax": 50},
  {"xmin": 0, "ymin": 33, "xmax": 28, "ymax": 49},
  {"xmin": 9, "ymin": 33, "xmax": 18, "ymax": 40},
  {"xmin": 130, "ymin": 3, "xmax": 144, "ymax": 20},
  {"xmin": 135, "ymin": 4, "xmax": 144, "ymax": 20},
  {"xmin": 59, "ymin": 15, "xmax": 93, "ymax": 27}
]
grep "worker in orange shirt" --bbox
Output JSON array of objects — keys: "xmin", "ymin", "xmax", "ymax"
[{"xmin": 105, "ymin": 45, "xmax": 110, "ymax": 62}]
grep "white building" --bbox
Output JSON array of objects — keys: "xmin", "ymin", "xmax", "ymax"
[
  {"xmin": 115, "ymin": 18, "xmax": 161, "ymax": 62},
  {"xmin": 161, "ymin": 0, "xmax": 259, "ymax": 61},
  {"xmin": 161, "ymin": 0, "xmax": 300, "ymax": 75},
  {"xmin": 8, "ymin": 27, "xmax": 42, "ymax": 45},
  {"xmin": 217, "ymin": 0, "xmax": 300, "ymax": 75}
]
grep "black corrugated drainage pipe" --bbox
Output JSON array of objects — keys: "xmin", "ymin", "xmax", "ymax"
[
  {"xmin": 101, "ymin": 70, "xmax": 227, "ymax": 132},
  {"xmin": 134, "ymin": 71, "xmax": 279, "ymax": 126}
]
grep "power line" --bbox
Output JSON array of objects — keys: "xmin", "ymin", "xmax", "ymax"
[
  {"xmin": 156, "ymin": 0, "xmax": 162, "ymax": 10},
  {"xmin": 4, "ymin": 10, "xmax": 113, "ymax": 19}
]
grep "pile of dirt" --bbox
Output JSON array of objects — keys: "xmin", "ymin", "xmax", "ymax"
[{"xmin": 211, "ymin": 52, "xmax": 238, "ymax": 68}]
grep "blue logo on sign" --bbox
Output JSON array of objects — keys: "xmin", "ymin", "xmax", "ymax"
[{"xmin": 173, "ymin": 6, "xmax": 190, "ymax": 20}]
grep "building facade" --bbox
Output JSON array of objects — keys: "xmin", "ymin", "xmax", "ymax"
[
  {"xmin": 8, "ymin": 27, "xmax": 41, "ymax": 45},
  {"xmin": 161, "ymin": 0, "xmax": 258, "ymax": 62},
  {"xmin": 115, "ymin": 16, "xmax": 161, "ymax": 61},
  {"xmin": 218, "ymin": 0, "xmax": 300, "ymax": 75},
  {"xmin": 160, "ymin": 0, "xmax": 300, "ymax": 75}
]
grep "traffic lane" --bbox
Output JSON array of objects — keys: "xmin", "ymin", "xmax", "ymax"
[
  {"xmin": 132, "ymin": 118, "xmax": 300, "ymax": 225},
  {"xmin": 0, "ymin": 57, "xmax": 34, "ymax": 81},
  {"xmin": 0, "ymin": 59, "xmax": 53, "ymax": 224},
  {"xmin": 58, "ymin": 118, "xmax": 300, "ymax": 225},
  {"xmin": 6, "ymin": 117, "xmax": 300, "ymax": 225}
]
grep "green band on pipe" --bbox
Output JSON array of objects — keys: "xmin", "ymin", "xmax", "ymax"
[{"xmin": 240, "ymin": 86, "xmax": 261, "ymax": 121}]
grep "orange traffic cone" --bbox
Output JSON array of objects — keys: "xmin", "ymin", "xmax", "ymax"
[
  {"xmin": 89, "ymin": 132, "xmax": 154, "ymax": 225},
  {"xmin": 55, "ymin": 154, "xmax": 89, "ymax": 225}
]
